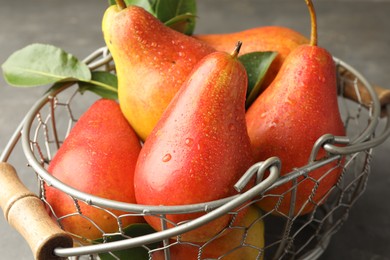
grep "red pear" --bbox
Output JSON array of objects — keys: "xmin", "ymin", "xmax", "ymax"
[
  {"xmin": 151, "ymin": 205, "xmax": 265, "ymax": 260},
  {"xmin": 245, "ymin": 0, "xmax": 345, "ymax": 216},
  {"xmin": 134, "ymin": 43, "xmax": 254, "ymax": 242},
  {"xmin": 195, "ymin": 26, "xmax": 309, "ymax": 93},
  {"xmin": 45, "ymin": 99, "xmax": 143, "ymax": 241}
]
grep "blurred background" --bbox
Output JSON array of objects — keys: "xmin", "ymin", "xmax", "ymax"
[{"xmin": 0, "ymin": 0, "xmax": 389, "ymax": 259}]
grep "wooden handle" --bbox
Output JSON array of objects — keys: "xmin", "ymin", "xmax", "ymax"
[
  {"xmin": 0, "ymin": 162, "xmax": 73, "ymax": 260},
  {"xmin": 340, "ymin": 67, "xmax": 390, "ymax": 117}
]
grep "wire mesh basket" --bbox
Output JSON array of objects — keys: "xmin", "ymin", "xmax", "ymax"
[{"xmin": 1, "ymin": 46, "xmax": 390, "ymax": 260}]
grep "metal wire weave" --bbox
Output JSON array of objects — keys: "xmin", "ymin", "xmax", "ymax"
[{"xmin": 6, "ymin": 47, "xmax": 389, "ymax": 260}]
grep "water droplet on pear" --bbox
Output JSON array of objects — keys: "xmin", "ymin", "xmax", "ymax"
[
  {"xmin": 185, "ymin": 138, "xmax": 194, "ymax": 146},
  {"xmin": 162, "ymin": 153, "xmax": 172, "ymax": 162}
]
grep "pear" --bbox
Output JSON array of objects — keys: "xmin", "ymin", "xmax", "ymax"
[
  {"xmin": 195, "ymin": 26, "xmax": 309, "ymax": 93},
  {"xmin": 45, "ymin": 99, "xmax": 143, "ymax": 241},
  {"xmin": 245, "ymin": 0, "xmax": 345, "ymax": 216},
  {"xmin": 102, "ymin": 1, "xmax": 215, "ymax": 141},
  {"xmin": 134, "ymin": 43, "xmax": 255, "ymax": 242},
  {"xmin": 151, "ymin": 205, "xmax": 265, "ymax": 260}
]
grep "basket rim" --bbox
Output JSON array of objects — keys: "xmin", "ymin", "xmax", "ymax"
[
  {"xmin": 16, "ymin": 47, "xmax": 381, "ymax": 214},
  {"xmin": 19, "ymin": 49, "xmax": 383, "ymax": 215},
  {"xmin": 10, "ymin": 48, "xmax": 389, "ymax": 258}
]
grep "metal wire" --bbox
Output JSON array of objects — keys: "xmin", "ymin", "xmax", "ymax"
[{"xmin": 2, "ymin": 47, "xmax": 390, "ymax": 259}]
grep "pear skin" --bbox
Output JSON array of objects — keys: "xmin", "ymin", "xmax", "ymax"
[
  {"xmin": 134, "ymin": 45, "xmax": 255, "ymax": 242},
  {"xmin": 152, "ymin": 205, "xmax": 265, "ymax": 260},
  {"xmin": 246, "ymin": 45, "xmax": 345, "ymax": 216},
  {"xmin": 245, "ymin": 0, "xmax": 345, "ymax": 216},
  {"xmin": 45, "ymin": 99, "xmax": 143, "ymax": 241},
  {"xmin": 102, "ymin": 5, "xmax": 215, "ymax": 141},
  {"xmin": 195, "ymin": 26, "xmax": 309, "ymax": 92}
]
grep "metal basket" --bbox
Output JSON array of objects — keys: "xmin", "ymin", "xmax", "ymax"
[{"xmin": 1, "ymin": 46, "xmax": 390, "ymax": 260}]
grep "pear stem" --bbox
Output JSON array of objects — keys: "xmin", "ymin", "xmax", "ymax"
[
  {"xmin": 115, "ymin": 0, "xmax": 127, "ymax": 10},
  {"xmin": 231, "ymin": 41, "xmax": 243, "ymax": 59},
  {"xmin": 305, "ymin": 0, "xmax": 318, "ymax": 46}
]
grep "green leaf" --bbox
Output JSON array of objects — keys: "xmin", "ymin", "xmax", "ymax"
[
  {"xmin": 95, "ymin": 223, "xmax": 160, "ymax": 260},
  {"xmin": 239, "ymin": 51, "xmax": 278, "ymax": 109},
  {"xmin": 45, "ymin": 80, "xmax": 78, "ymax": 94},
  {"xmin": 155, "ymin": 0, "xmax": 197, "ymax": 35},
  {"xmin": 164, "ymin": 13, "xmax": 197, "ymax": 35},
  {"xmin": 78, "ymin": 71, "xmax": 118, "ymax": 100},
  {"xmin": 124, "ymin": 0, "xmax": 155, "ymax": 14},
  {"xmin": 111, "ymin": 0, "xmax": 197, "ymax": 34},
  {"xmin": 2, "ymin": 43, "xmax": 91, "ymax": 87}
]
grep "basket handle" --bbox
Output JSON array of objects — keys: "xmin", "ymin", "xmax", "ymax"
[
  {"xmin": 0, "ymin": 162, "xmax": 73, "ymax": 260},
  {"xmin": 341, "ymin": 68, "xmax": 390, "ymax": 117}
]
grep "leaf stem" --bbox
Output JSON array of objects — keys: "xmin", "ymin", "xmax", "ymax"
[
  {"xmin": 305, "ymin": 0, "xmax": 318, "ymax": 46},
  {"xmin": 115, "ymin": 0, "xmax": 127, "ymax": 10},
  {"xmin": 231, "ymin": 41, "xmax": 243, "ymax": 59},
  {"xmin": 82, "ymin": 79, "xmax": 118, "ymax": 93}
]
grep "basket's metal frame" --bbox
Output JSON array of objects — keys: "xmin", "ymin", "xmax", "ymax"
[{"xmin": 1, "ymin": 47, "xmax": 390, "ymax": 259}]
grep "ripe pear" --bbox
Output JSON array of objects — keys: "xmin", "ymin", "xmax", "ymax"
[
  {"xmin": 102, "ymin": 2, "xmax": 215, "ymax": 141},
  {"xmin": 195, "ymin": 26, "xmax": 309, "ymax": 93},
  {"xmin": 152, "ymin": 205, "xmax": 265, "ymax": 260},
  {"xmin": 245, "ymin": 0, "xmax": 345, "ymax": 216},
  {"xmin": 45, "ymin": 99, "xmax": 143, "ymax": 241},
  {"xmin": 134, "ymin": 43, "xmax": 255, "ymax": 242}
]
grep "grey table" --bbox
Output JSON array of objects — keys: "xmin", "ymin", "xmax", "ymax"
[{"xmin": 1, "ymin": 1, "xmax": 389, "ymax": 259}]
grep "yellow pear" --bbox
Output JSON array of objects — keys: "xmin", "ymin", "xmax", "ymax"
[
  {"xmin": 152, "ymin": 205, "xmax": 265, "ymax": 260},
  {"xmin": 102, "ymin": 2, "xmax": 214, "ymax": 140}
]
